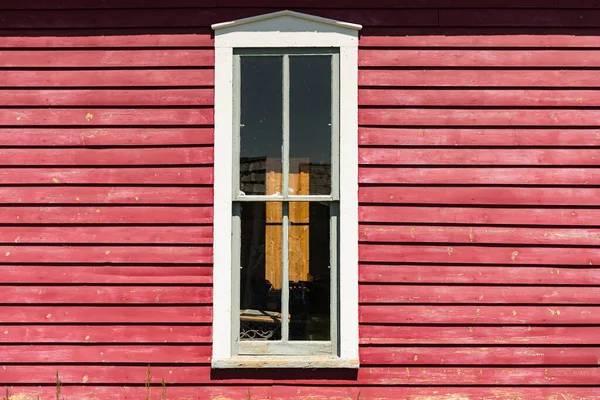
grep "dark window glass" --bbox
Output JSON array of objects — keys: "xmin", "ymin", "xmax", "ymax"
[
  {"xmin": 289, "ymin": 56, "xmax": 332, "ymax": 196},
  {"xmin": 239, "ymin": 57, "xmax": 283, "ymax": 196}
]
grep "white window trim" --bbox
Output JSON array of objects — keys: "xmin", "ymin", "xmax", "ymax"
[{"xmin": 212, "ymin": 10, "xmax": 361, "ymax": 369}]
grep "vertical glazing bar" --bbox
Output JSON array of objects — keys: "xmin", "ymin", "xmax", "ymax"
[
  {"xmin": 330, "ymin": 202, "xmax": 339, "ymax": 354},
  {"xmin": 232, "ymin": 54, "xmax": 242, "ymax": 200},
  {"xmin": 281, "ymin": 202, "xmax": 290, "ymax": 342},
  {"xmin": 282, "ymin": 54, "xmax": 290, "ymax": 199},
  {"xmin": 231, "ymin": 202, "xmax": 242, "ymax": 355},
  {"xmin": 331, "ymin": 53, "xmax": 340, "ymax": 200}
]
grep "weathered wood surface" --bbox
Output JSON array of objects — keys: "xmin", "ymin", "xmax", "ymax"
[{"xmin": 3, "ymin": 1, "xmax": 600, "ymax": 397}]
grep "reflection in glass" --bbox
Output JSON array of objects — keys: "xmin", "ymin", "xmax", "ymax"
[
  {"xmin": 239, "ymin": 56, "xmax": 283, "ymax": 196},
  {"xmin": 239, "ymin": 202, "xmax": 282, "ymax": 341},
  {"xmin": 289, "ymin": 56, "xmax": 333, "ymax": 196},
  {"xmin": 289, "ymin": 202, "xmax": 331, "ymax": 341}
]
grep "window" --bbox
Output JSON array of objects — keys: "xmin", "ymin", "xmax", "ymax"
[{"xmin": 212, "ymin": 10, "xmax": 360, "ymax": 369}]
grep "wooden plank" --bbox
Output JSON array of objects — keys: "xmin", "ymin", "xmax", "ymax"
[
  {"xmin": 0, "ymin": 167, "xmax": 214, "ymax": 185},
  {"xmin": 2, "ymin": 0, "xmax": 560, "ymax": 9},
  {"xmin": 360, "ymin": 49, "xmax": 600, "ymax": 67},
  {"xmin": 0, "ymin": 128, "xmax": 213, "ymax": 146},
  {"xmin": 360, "ymin": 305, "xmax": 600, "ymax": 324},
  {"xmin": 361, "ymin": 346, "xmax": 600, "ymax": 365},
  {"xmin": 361, "ymin": 225, "xmax": 600, "ymax": 246},
  {"xmin": 0, "ymin": 70, "xmax": 213, "ymax": 87},
  {"xmin": 359, "ymin": 149, "xmax": 600, "ymax": 166},
  {"xmin": 0, "ymin": 365, "xmax": 599, "ymax": 385},
  {"xmin": 0, "ymin": 187, "xmax": 212, "ymax": 204},
  {"xmin": 0, "ymin": 266, "xmax": 212, "ymax": 284},
  {"xmin": 0, "ymin": 245, "xmax": 212, "ymax": 264},
  {"xmin": 360, "ymin": 88, "xmax": 600, "ymax": 107},
  {"xmin": 359, "ymin": 205, "xmax": 600, "ymax": 226},
  {"xmin": 360, "ymin": 264, "xmax": 600, "ymax": 285},
  {"xmin": 0, "ymin": 89, "xmax": 213, "ymax": 106},
  {"xmin": 440, "ymin": 9, "xmax": 600, "ymax": 27},
  {"xmin": 360, "ymin": 244, "xmax": 600, "ymax": 265},
  {"xmin": 0, "ymin": 0, "xmax": 219, "ymax": 9},
  {"xmin": 359, "ymin": 127, "xmax": 600, "ymax": 147},
  {"xmin": 0, "ymin": 226, "xmax": 212, "ymax": 244},
  {"xmin": 0, "ymin": 9, "xmax": 438, "ymax": 29},
  {"xmin": 0, "ymin": 286, "xmax": 211, "ymax": 304},
  {"xmin": 359, "ymin": 187, "xmax": 600, "ymax": 206},
  {"xmin": 0, "ymin": 148, "xmax": 213, "ymax": 166},
  {"xmin": 0, "ymin": 206, "xmax": 212, "ymax": 224},
  {"xmin": 360, "ymin": 33, "xmax": 600, "ymax": 47},
  {"xmin": 0, "ymin": 344, "xmax": 210, "ymax": 364},
  {"xmin": 360, "ymin": 325, "xmax": 600, "ymax": 345},
  {"xmin": 0, "ymin": 325, "xmax": 211, "ymax": 342},
  {"xmin": 0, "ymin": 32, "xmax": 213, "ymax": 48},
  {"xmin": 359, "ymin": 69, "xmax": 600, "ymax": 88},
  {"xmin": 0, "ymin": 344, "xmax": 211, "ymax": 364},
  {"xmin": 360, "ymin": 167, "xmax": 600, "ymax": 185},
  {"xmin": 0, "ymin": 307, "xmax": 210, "ymax": 324},
  {"xmin": 360, "ymin": 285, "xmax": 600, "ymax": 304},
  {"xmin": 360, "ymin": 108, "xmax": 600, "ymax": 127},
  {"xmin": 5, "ymin": 387, "xmax": 600, "ymax": 400},
  {"xmin": 0, "ymin": 50, "xmax": 213, "ymax": 67},
  {"xmin": 0, "ymin": 108, "xmax": 213, "ymax": 126}
]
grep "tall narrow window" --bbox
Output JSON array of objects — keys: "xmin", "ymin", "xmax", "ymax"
[
  {"xmin": 212, "ymin": 10, "xmax": 360, "ymax": 368},
  {"xmin": 233, "ymin": 50, "xmax": 339, "ymax": 355}
]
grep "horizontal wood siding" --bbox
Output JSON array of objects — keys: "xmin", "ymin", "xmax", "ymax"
[{"xmin": 2, "ymin": 1, "xmax": 600, "ymax": 399}]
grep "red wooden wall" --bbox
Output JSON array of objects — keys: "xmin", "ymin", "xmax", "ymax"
[{"xmin": 2, "ymin": 1, "xmax": 600, "ymax": 399}]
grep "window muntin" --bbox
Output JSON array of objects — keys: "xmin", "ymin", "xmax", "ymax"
[{"xmin": 232, "ymin": 49, "xmax": 339, "ymax": 356}]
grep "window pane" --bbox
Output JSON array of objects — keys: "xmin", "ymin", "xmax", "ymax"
[
  {"xmin": 289, "ymin": 56, "xmax": 332, "ymax": 196},
  {"xmin": 239, "ymin": 56, "xmax": 283, "ymax": 196},
  {"xmin": 239, "ymin": 202, "xmax": 282, "ymax": 341},
  {"xmin": 288, "ymin": 202, "xmax": 331, "ymax": 341}
]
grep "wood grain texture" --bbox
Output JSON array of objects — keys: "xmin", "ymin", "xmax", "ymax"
[
  {"xmin": 360, "ymin": 49, "xmax": 600, "ymax": 67},
  {"xmin": 3, "ymin": 386, "xmax": 600, "ymax": 400},
  {"xmin": 0, "ymin": 187, "xmax": 212, "ymax": 204},
  {"xmin": 360, "ymin": 225, "xmax": 600, "ymax": 246},
  {"xmin": 359, "ymin": 148, "xmax": 600, "ymax": 166},
  {"xmin": 0, "ymin": 245, "xmax": 212, "ymax": 264},
  {"xmin": 360, "ymin": 88, "xmax": 600, "ymax": 107},
  {"xmin": 360, "ymin": 285, "xmax": 600, "ymax": 304},
  {"xmin": 0, "ymin": 206, "xmax": 213, "ymax": 224},
  {"xmin": 360, "ymin": 108, "xmax": 600, "ymax": 127},
  {"xmin": 359, "ymin": 127, "xmax": 600, "ymax": 147},
  {"xmin": 0, "ymin": 286, "xmax": 212, "ymax": 304},
  {"xmin": 0, "ymin": 89, "xmax": 213, "ymax": 106},
  {"xmin": 360, "ymin": 205, "xmax": 600, "ymax": 226},
  {"xmin": 360, "ymin": 264, "xmax": 600, "ymax": 285},
  {"xmin": 360, "ymin": 167, "xmax": 600, "ymax": 185},
  {"xmin": 0, "ymin": 226, "xmax": 212, "ymax": 244},
  {"xmin": 360, "ymin": 187, "xmax": 600, "ymax": 206},
  {"xmin": 0, "ymin": 325, "xmax": 211, "ymax": 343},
  {"xmin": 0, "ymin": 108, "xmax": 213, "ymax": 126},
  {"xmin": 0, "ymin": 265, "xmax": 212, "ymax": 284},
  {"xmin": 0, "ymin": 69, "xmax": 214, "ymax": 87},
  {"xmin": 360, "ymin": 305, "xmax": 600, "ymax": 324},
  {"xmin": 0, "ymin": 128, "xmax": 214, "ymax": 146},
  {"xmin": 0, "ymin": 50, "xmax": 213, "ymax": 67},
  {"xmin": 360, "ymin": 244, "xmax": 600, "ymax": 265},
  {"xmin": 0, "ymin": 307, "xmax": 211, "ymax": 324},
  {"xmin": 360, "ymin": 346, "xmax": 600, "ymax": 365},
  {"xmin": 0, "ymin": 167, "xmax": 214, "ymax": 185},
  {"xmin": 0, "ymin": 148, "xmax": 213, "ymax": 166},
  {"xmin": 360, "ymin": 325, "xmax": 600, "ymax": 345}
]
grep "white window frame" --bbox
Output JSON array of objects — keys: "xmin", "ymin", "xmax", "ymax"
[{"xmin": 212, "ymin": 10, "xmax": 361, "ymax": 369}]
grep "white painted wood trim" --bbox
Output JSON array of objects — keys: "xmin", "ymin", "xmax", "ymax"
[{"xmin": 212, "ymin": 10, "xmax": 360, "ymax": 368}]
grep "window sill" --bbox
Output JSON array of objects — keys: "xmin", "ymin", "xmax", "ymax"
[{"xmin": 212, "ymin": 356, "xmax": 359, "ymax": 369}]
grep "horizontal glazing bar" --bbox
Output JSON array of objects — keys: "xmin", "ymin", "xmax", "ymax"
[{"xmin": 234, "ymin": 195, "xmax": 335, "ymax": 202}]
